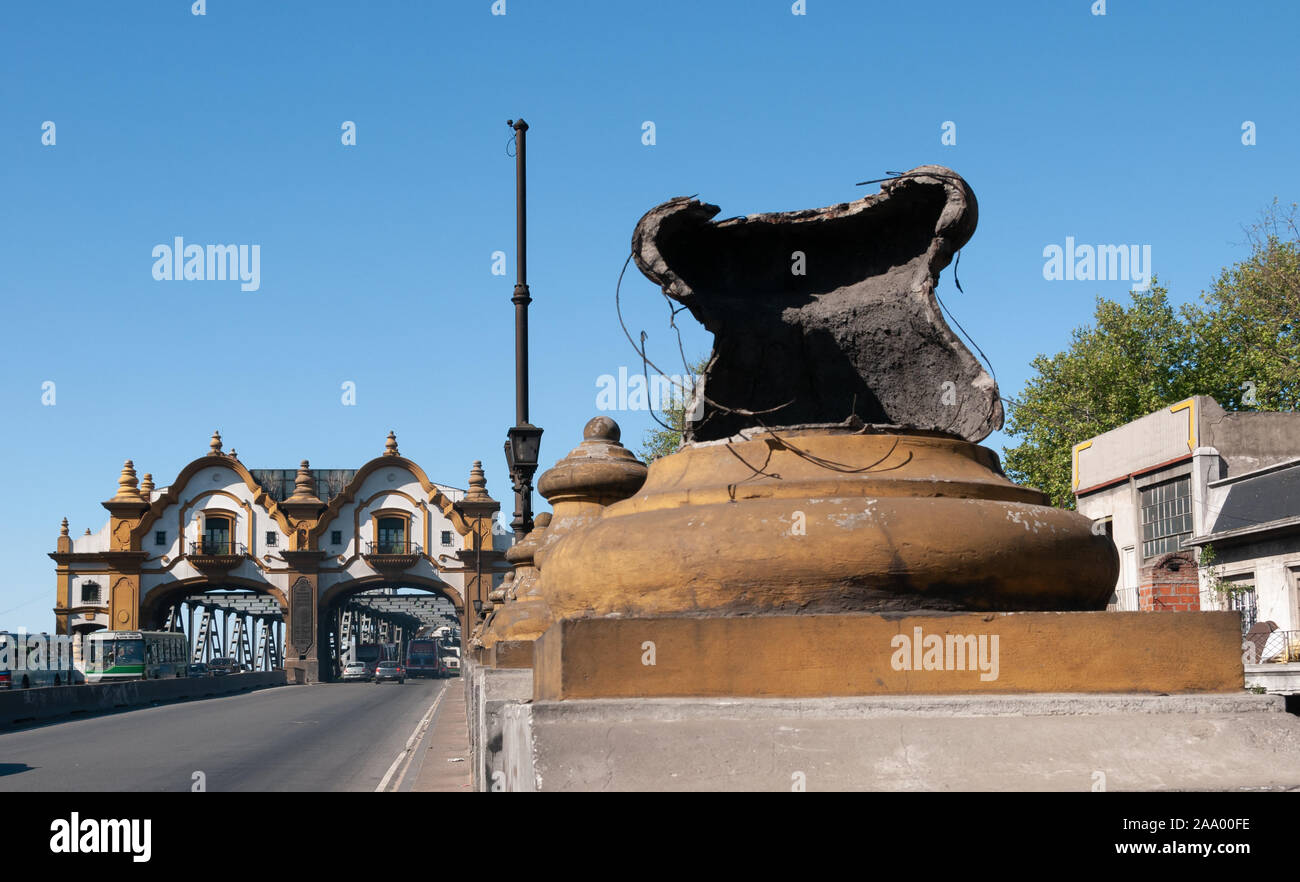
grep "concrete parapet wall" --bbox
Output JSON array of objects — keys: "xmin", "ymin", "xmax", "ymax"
[
  {"xmin": 1245, "ymin": 663, "xmax": 1300, "ymax": 694},
  {"xmin": 467, "ymin": 660, "xmax": 534, "ymax": 791},
  {"xmin": 502, "ymin": 693, "xmax": 1300, "ymax": 791},
  {"xmin": 0, "ymin": 672, "xmax": 286, "ymax": 728}
]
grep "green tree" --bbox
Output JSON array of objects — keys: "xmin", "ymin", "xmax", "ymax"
[
  {"xmin": 1184, "ymin": 200, "xmax": 1300, "ymax": 411},
  {"xmin": 1002, "ymin": 283, "xmax": 1198, "ymax": 508},
  {"xmin": 638, "ymin": 356, "xmax": 710, "ymax": 463},
  {"xmin": 1003, "ymin": 202, "xmax": 1300, "ymax": 508}
]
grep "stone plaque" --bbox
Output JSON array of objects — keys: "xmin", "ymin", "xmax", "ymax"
[{"xmin": 290, "ymin": 577, "xmax": 314, "ymax": 652}]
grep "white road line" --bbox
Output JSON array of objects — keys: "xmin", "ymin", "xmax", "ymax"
[{"xmin": 375, "ymin": 685, "xmax": 446, "ymax": 793}]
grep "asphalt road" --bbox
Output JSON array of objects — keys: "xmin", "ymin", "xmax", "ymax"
[{"xmin": 0, "ymin": 678, "xmax": 448, "ymax": 791}]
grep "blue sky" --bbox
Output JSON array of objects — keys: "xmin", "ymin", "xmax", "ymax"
[{"xmin": 2, "ymin": 0, "xmax": 1296, "ymax": 627}]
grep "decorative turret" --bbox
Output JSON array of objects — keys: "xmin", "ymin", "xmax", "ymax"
[
  {"xmin": 108, "ymin": 460, "xmax": 145, "ymax": 504},
  {"xmin": 464, "ymin": 460, "xmax": 491, "ymax": 503},
  {"xmin": 280, "ymin": 460, "xmax": 325, "ymax": 538},
  {"xmin": 101, "ymin": 459, "xmax": 150, "ymax": 547},
  {"xmin": 383, "ymin": 430, "xmax": 399, "ymax": 457},
  {"xmin": 57, "ymin": 517, "xmax": 72, "ymax": 554},
  {"xmin": 285, "ymin": 460, "xmax": 322, "ymax": 504}
]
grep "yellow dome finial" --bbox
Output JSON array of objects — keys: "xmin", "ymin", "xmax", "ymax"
[
  {"xmin": 111, "ymin": 460, "xmax": 144, "ymax": 502},
  {"xmin": 465, "ymin": 460, "xmax": 490, "ymax": 501}
]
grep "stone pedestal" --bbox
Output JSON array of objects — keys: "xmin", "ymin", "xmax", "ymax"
[
  {"xmin": 481, "ymin": 168, "xmax": 1267, "ymax": 792},
  {"xmin": 532, "ymin": 611, "xmax": 1245, "ymax": 700}
]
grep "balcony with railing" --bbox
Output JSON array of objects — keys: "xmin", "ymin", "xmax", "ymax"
[
  {"xmin": 187, "ymin": 539, "xmax": 248, "ymax": 573},
  {"xmin": 362, "ymin": 540, "xmax": 423, "ymax": 575}
]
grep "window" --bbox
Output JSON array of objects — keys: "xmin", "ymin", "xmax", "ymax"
[
  {"xmin": 1140, "ymin": 476, "xmax": 1192, "ymax": 560},
  {"xmin": 331, "ymin": 530, "xmax": 343, "ymax": 545},
  {"xmin": 80, "ymin": 582, "xmax": 101, "ymax": 604},
  {"xmin": 1224, "ymin": 575, "xmax": 1257, "ymax": 634},
  {"xmin": 266, "ymin": 531, "xmax": 277, "ymax": 547},
  {"xmin": 155, "ymin": 530, "xmax": 167, "ymax": 546},
  {"xmin": 203, "ymin": 514, "xmax": 233, "ymax": 554},
  {"xmin": 441, "ymin": 531, "xmax": 453, "ymax": 546},
  {"xmin": 376, "ymin": 517, "xmax": 407, "ymax": 554}
]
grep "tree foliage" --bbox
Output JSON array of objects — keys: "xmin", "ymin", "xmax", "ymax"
[
  {"xmin": 638, "ymin": 356, "xmax": 711, "ymax": 463},
  {"xmin": 1004, "ymin": 202, "xmax": 1300, "ymax": 509}
]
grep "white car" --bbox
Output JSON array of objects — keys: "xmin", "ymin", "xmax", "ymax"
[{"xmin": 340, "ymin": 662, "xmax": 371, "ymax": 682}]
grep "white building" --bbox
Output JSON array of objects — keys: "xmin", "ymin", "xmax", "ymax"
[{"xmin": 1073, "ymin": 396, "xmax": 1300, "ymax": 641}]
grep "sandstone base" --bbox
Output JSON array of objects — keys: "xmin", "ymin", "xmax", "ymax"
[
  {"xmin": 534, "ymin": 612, "xmax": 1245, "ymax": 700},
  {"xmin": 486, "ymin": 640, "xmax": 535, "ymax": 669}
]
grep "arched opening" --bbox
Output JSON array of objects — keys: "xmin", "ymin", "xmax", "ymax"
[
  {"xmin": 318, "ymin": 576, "xmax": 462, "ymax": 682},
  {"xmin": 140, "ymin": 577, "xmax": 288, "ymax": 673}
]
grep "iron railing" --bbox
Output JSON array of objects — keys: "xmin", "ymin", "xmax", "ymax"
[
  {"xmin": 1246, "ymin": 629, "xmax": 1300, "ymax": 664},
  {"xmin": 189, "ymin": 540, "xmax": 247, "ymax": 556},
  {"xmin": 365, "ymin": 540, "xmax": 422, "ymax": 556}
]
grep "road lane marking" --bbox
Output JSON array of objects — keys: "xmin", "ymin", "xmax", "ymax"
[{"xmin": 375, "ymin": 684, "xmax": 446, "ymax": 793}]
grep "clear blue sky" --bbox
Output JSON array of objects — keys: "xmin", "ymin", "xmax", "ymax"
[{"xmin": 2, "ymin": 0, "xmax": 1296, "ymax": 627}]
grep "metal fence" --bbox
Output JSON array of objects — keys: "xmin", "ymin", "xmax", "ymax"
[{"xmin": 1246, "ymin": 629, "xmax": 1300, "ymax": 664}]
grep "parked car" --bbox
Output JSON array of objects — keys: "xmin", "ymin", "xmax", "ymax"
[
  {"xmin": 373, "ymin": 661, "xmax": 405, "ymax": 684},
  {"xmin": 440, "ymin": 654, "xmax": 460, "ymax": 677},
  {"xmin": 186, "ymin": 663, "xmax": 209, "ymax": 678},
  {"xmin": 207, "ymin": 657, "xmax": 236, "ymax": 676},
  {"xmin": 341, "ymin": 661, "xmax": 371, "ymax": 682}
]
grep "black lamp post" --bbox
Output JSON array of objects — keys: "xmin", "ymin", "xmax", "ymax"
[{"xmin": 505, "ymin": 118, "xmax": 543, "ymax": 541}]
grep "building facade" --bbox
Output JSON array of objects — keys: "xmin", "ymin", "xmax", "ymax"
[
  {"xmin": 50, "ymin": 430, "xmax": 509, "ymax": 682},
  {"xmin": 1073, "ymin": 396, "xmax": 1300, "ymax": 639}
]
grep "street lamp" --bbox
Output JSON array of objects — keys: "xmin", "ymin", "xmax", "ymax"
[
  {"xmin": 505, "ymin": 423, "xmax": 543, "ymax": 537},
  {"xmin": 505, "ymin": 117, "xmax": 543, "ymax": 540}
]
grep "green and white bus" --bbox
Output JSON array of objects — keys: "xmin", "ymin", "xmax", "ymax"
[{"xmin": 83, "ymin": 631, "xmax": 188, "ymax": 683}]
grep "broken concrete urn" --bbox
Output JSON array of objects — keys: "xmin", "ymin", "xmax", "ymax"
[{"xmin": 540, "ymin": 166, "xmax": 1118, "ymax": 618}]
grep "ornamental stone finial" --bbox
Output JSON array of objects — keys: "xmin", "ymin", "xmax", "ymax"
[
  {"xmin": 210, "ymin": 430, "xmax": 223, "ymax": 455},
  {"xmin": 111, "ymin": 460, "xmax": 144, "ymax": 502},
  {"xmin": 140, "ymin": 473, "xmax": 155, "ymax": 495},
  {"xmin": 384, "ymin": 431, "xmax": 399, "ymax": 457},
  {"xmin": 536, "ymin": 416, "xmax": 647, "ymax": 507},
  {"xmin": 283, "ymin": 460, "xmax": 324, "ymax": 516},
  {"xmin": 59, "ymin": 517, "xmax": 69, "ymax": 537},
  {"xmin": 465, "ymin": 460, "xmax": 490, "ymax": 502}
]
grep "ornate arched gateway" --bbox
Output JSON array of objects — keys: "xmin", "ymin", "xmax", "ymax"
[{"xmin": 50, "ymin": 431, "xmax": 509, "ymax": 683}]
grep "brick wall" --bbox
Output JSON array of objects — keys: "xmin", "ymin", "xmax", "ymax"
[{"xmin": 1136, "ymin": 550, "xmax": 1201, "ymax": 611}]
